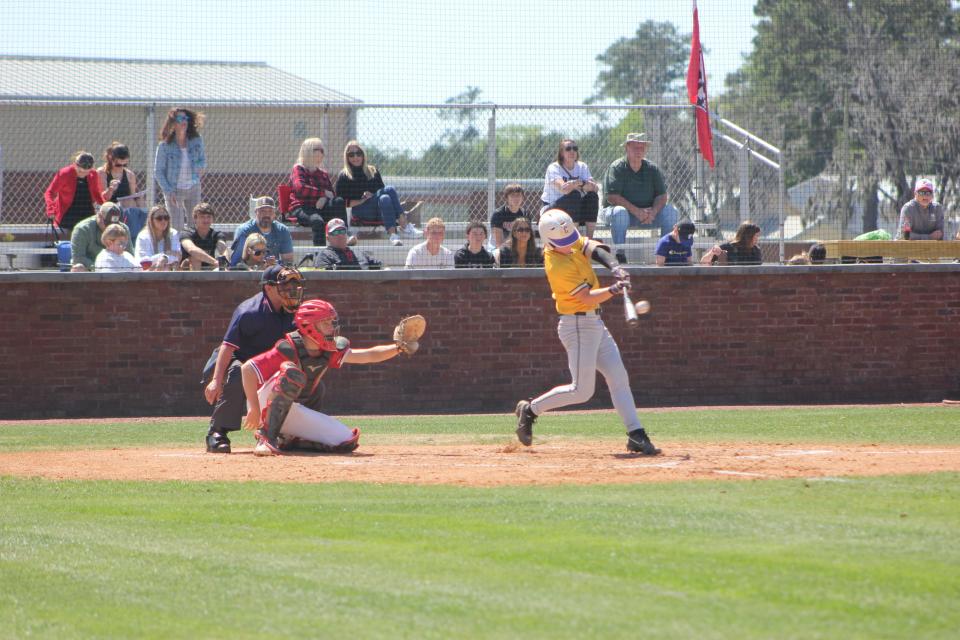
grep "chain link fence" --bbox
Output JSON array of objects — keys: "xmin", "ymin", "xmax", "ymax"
[{"xmin": 0, "ymin": 100, "xmax": 784, "ymax": 264}]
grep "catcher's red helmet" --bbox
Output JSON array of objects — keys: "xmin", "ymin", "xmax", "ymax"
[{"xmin": 295, "ymin": 299, "xmax": 340, "ymax": 351}]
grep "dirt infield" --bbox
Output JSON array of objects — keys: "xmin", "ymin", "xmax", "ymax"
[{"xmin": 2, "ymin": 440, "xmax": 959, "ymax": 486}]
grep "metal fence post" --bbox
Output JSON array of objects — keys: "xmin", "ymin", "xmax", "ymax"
[
  {"xmin": 486, "ymin": 106, "xmax": 496, "ymax": 224},
  {"xmin": 145, "ymin": 105, "xmax": 156, "ymax": 208},
  {"xmin": 739, "ymin": 140, "xmax": 750, "ymax": 224},
  {"xmin": 778, "ymin": 149, "xmax": 785, "ymax": 262}
]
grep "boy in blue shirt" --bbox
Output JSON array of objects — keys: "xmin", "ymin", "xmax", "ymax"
[{"xmin": 655, "ymin": 220, "xmax": 696, "ymax": 266}]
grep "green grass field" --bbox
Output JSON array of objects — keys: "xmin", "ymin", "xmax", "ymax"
[{"xmin": 1, "ymin": 406, "xmax": 958, "ymax": 639}]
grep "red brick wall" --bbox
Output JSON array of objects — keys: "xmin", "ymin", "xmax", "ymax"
[{"xmin": 1, "ymin": 266, "xmax": 958, "ymax": 419}]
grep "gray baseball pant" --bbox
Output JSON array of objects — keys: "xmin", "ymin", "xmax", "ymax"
[{"xmin": 531, "ymin": 314, "xmax": 643, "ymax": 433}]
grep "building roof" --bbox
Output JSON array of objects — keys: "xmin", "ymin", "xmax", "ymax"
[{"xmin": 0, "ymin": 55, "xmax": 360, "ymax": 104}]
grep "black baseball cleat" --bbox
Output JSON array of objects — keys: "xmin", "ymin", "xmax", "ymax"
[
  {"xmin": 515, "ymin": 399, "xmax": 537, "ymax": 446},
  {"xmin": 626, "ymin": 429, "xmax": 661, "ymax": 455},
  {"xmin": 205, "ymin": 431, "xmax": 231, "ymax": 454}
]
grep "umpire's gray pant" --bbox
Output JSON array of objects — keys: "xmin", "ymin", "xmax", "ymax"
[{"xmin": 532, "ymin": 313, "xmax": 643, "ymax": 433}]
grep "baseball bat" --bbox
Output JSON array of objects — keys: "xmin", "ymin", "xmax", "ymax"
[{"xmin": 622, "ymin": 289, "xmax": 639, "ymax": 328}]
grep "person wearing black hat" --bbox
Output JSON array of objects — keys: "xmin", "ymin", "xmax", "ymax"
[
  {"xmin": 202, "ymin": 265, "xmax": 305, "ymax": 453},
  {"xmin": 44, "ymin": 151, "xmax": 106, "ymax": 233},
  {"xmin": 655, "ymin": 219, "xmax": 697, "ymax": 266}
]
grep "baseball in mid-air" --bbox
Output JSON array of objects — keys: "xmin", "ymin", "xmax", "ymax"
[{"xmin": 634, "ymin": 300, "xmax": 651, "ymax": 315}]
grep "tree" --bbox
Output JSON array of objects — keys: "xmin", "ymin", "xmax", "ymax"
[
  {"xmin": 588, "ymin": 21, "xmax": 690, "ymax": 104},
  {"xmin": 724, "ymin": 0, "xmax": 960, "ymax": 233}
]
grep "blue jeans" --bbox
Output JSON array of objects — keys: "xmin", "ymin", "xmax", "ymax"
[
  {"xmin": 351, "ymin": 186, "xmax": 403, "ymax": 231},
  {"xmin": 601, "ymin": 203, "xmax": 679, "ymax": 246},
  {"xmin": 122, "ymin": 207, "xmax": 147, "ymax": 245}
]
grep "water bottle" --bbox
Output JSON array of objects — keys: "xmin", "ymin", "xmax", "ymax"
[{"xmin": 902, "ymin": 221, "xmax": 911, "ymax": 240}]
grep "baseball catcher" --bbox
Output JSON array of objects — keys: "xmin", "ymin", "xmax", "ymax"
[{"xmin": 241, "ymin": 299, "xmax": 426, "ymax": 456}]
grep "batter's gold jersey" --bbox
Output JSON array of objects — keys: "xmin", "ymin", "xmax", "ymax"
[{"xmin": 543, "ymin": 237, "xmax": 600, "ymax": 315}]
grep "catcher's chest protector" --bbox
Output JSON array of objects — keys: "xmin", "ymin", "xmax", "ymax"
[{"xmin": 278, "ymin": 332, "xmax": 337, "ymax": 396}]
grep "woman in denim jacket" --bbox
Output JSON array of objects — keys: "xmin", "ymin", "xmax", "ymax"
[{"xmin": 155, "ymin": 108, "xmax": 206, "ymax": 230}]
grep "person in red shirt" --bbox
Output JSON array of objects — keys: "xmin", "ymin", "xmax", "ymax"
[
  {"xmin": 44, "ymin": 151, "xmax": 105, "ymax": 232},
  {"xmin": 241, "ymin": 298, "xmax": 411, "ymax": 456}
]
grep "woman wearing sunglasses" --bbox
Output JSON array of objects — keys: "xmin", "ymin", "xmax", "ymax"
[
  {"xmin": 97, "ymin": 142, "xmax": 147, "ymax": 242},
  {"xmin": 494, "ymin": 216, "xmax": 543, "ymax": 267},
  {"xmin": 44, "ymin": 150, "xmax": 105, "ymax": 233},
  {"xmin": 289, "ymin": 137, "xmax": 347, "ymax": 246},
  {"xmin": 236, "ymin": 233, "xmax": 269, "ymax": 271},
  {"xmin": 155, "ymin": 108, "xmax": 206, "ymax": 231},
  {"xmin": 540, "ymin": 138, "xmax": 600, "ymax": 239},
  {"xmin": 135, "ymin": 205, "xmax": 181, "ymax": 270},
  {"xmin": 334, "ymin": 140, "xmax": 422, "ymax": 247}
]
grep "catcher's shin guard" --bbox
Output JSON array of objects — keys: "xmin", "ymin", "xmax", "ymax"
[{"xmin": 260, "ymin": 364, "xmax": 307, "ymax": 445}]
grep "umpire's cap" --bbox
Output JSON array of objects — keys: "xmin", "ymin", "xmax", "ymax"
[{"xmin": 260, "ymin": 264, "xmax": 302, "ymax": 286}]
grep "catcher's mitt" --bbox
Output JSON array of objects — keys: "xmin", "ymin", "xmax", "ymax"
[{"xmin": 393, "ymin": 315, "xmax": 426, "ymax": 355}]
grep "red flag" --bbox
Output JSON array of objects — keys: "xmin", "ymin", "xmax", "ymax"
[{"xmin": 687, "ymin": 0, "xmax": 715, "ymax": 168}]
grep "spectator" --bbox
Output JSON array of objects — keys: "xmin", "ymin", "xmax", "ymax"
[
  {"xmin": 135, "ymin": 205, "xmax": 181, "ymax": 271},
  {"xmin": 288, "ymin": 137, "xmax": 346, "ymax": 246},
  {"xmin": 786, "ymin": 252, "xmax": 813, "ymax": 265},
  {"xmin": 601, "ymin": 132, "xmax": 679, "ymax": 264},
  {"xmin": 229, "ymin": 197, "xmax": 294, "ymax": 267},
  {"xmin": 655, "ymin": 220, "xmax": 697, "ymax": 266},
  {"xmin": 405, "ymin": 217, "xmax": 455, "ymax": 268},
  {"xmin": 541, "ymin": 138, "xmax": 600, "ymax": 238},
  {"xmin": 97, "ymin": 142, "xmax": 147, "ymax": 243},
  {"xmin": 234, "ymin": 233, "xmax": 268, "ymax": 271},
  {"xmin": 335, "ymin": 140, "xmax": 422, "ymax": 247},
  {"xmin": 94, "ymin": 223, "xmax": 140, "ymax": 272},
  {"xmin": 490, "ymin": 183, "xmax": 527, "ymax": 247},
  {"xmin": 155, "ymin": 108, "xmax": 206, "ymax": 231},
  {"xmin": 700, "ymin": 221, "xmax": 763, "ymax": 265},
  {"xmin": 455, "ymin": 221, "xmax": 496, "ymax": 268},
  {"xmin": 203, "ymin": 266, "xmax": 305, "ymax": 453},
  {"xmin": 313, "ymin": 218, "xmax": 382, "ymax": 270},
  {"xmin": 44, "ymin": 151, "xmax": 105, "ymax": 233},
  {"xmin": 180, "ymin": 202, "xmax": 228, "ymax": 270},
  {"xmin": 897, "ymin": 178, "xmax": 944, "ymax": 240},
  {"xmin": 495, "ymin": 216, "xmax": 543, "ymax": 267},
  {"xmin": 808, "ymin": 243, "xmax": 827, "ymax": 264},
  {"xmin": 69, "ymin": 202, "xmax": 127, "ymax": 272}
]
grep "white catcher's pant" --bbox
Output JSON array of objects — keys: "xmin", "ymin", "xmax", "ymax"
[
  {"xmin": 532, "ymin": 314, "xmax": 643, "ymax": 433},
  {"xmin": 256, "ymin": 373, "xmax": 355, "ymax": 446}
]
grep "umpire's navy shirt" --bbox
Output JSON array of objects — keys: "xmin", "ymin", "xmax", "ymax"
[{"xmin": 222, "ymin": 292, "xmax": 295, "ymax": 362}]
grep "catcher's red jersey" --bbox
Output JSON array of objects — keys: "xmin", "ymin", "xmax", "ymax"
[{"xmin": 249, "ymin": 336, "xmax": 347, "ymax": 387}]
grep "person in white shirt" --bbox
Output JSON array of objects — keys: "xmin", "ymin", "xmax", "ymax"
[
  {"xmin": 94, "ymin": 223, "xmax": 141, "ymax": 272},
  {"xmin": 541, "ymin": 138, "xmax": 600, "ymax": 239},
  {"xmin": 135, "ymin": 205, "xmax": 182, "ymax": 270},
  {"xmin": 404, "ymin": 217, "xmax": 455, "ymax": 269}
]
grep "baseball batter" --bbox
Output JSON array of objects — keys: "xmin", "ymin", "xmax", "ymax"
[
  {"xmin": 241, "ymin": 299, "xmax": 425, "ymax": 456},
  {"xmin": 515, "ymin": 209, "xmax": 660, "ymax": 455}
]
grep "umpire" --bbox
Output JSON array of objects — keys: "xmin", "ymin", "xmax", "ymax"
[{"xmin": 204, "ymin": 265, "xmax": 305, "ymax": 453}]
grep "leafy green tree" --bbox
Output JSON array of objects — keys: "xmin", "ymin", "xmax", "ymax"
[
  {"xmin": 725, "ymin": 0, "xmax": 960, "ymax": 232},
  {"xmin": 588, "ymin": 21, "xmax": 691, "ymax": 104}
]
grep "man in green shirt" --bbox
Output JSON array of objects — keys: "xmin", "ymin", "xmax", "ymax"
[
  {"xmin": 69, "ymin": 202, "xmax": 129, "ymax": 272},
  {"xmin": 601, "ymin": 132, "xmax": 679, "ymax": 263}
]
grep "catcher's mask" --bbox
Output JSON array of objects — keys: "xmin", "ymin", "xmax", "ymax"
[
  {"xmin": 262, "ymin": 266, "xmax": 304, "ymax": 313},
  {"xmin": 295, "ymin": 299, "xmax": 341, "ymax": 351},
  {"xmin": 538, "ymin": 209, "xmax": 580, "ymax": 248}
]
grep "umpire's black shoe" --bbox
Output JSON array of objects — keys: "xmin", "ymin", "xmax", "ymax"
[
  {"xmin": 626, "ymin": 429, "xmax": 661, "ymax": 455},
  {"xmin": 515, "ymin": 399, "xmax": 537, "ymax": 446},
  {"xmin": 205, "ymin": 431, "xmax": 231, "ymax": 454}
]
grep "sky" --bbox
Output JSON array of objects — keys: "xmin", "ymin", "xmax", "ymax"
[
  {"xmin": 0, "ymin": 0, "xmax": 761, "ymax": 154},
  {"xmin": 0, "ymin": 0, "xmax": 760, "ymax": 105}
]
